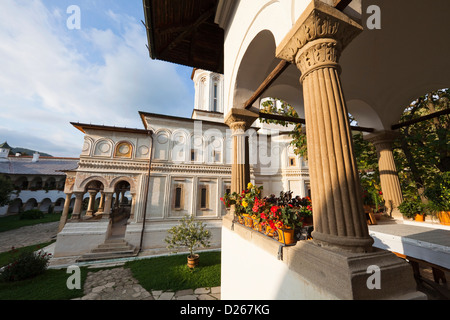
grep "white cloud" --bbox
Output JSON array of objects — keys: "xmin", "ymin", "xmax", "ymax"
[{"xmin": 0, "ymin": 0, "xmax": 194, "ymax": 157}]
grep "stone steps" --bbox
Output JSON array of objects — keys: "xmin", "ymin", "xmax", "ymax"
[{"xmin": 77, "ymin": 239, "xmax": 138, "ymax": 262}]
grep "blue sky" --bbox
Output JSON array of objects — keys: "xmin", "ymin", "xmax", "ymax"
[{"xmin": 0, "ymin": 0, "xmax": 195, "ymax": 157}]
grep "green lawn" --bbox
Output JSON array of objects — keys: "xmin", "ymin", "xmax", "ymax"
[
  {"xmin": 0, "ymin": 213, "xmax": 62, "ymax": 233},
  {"xmin": 126, "ymin": 251, "xmax": 221, "ymax": 292},
  {"xmin": 0, "ymin": 267, "xmax": 88, "ymax": 300}
]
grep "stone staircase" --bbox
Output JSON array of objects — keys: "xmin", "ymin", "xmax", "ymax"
[{"xmin": 77, "ymin": 238, "xmax": 139, "ymax": 262}]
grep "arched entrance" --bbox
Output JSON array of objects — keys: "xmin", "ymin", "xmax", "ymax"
[
  {"xmin": 109, "ymin": 180, "xmax": 132, "ymax": 239},
  {"xmin": 83, "ymin": 180, "xmax": 105, "ymax": 219}
]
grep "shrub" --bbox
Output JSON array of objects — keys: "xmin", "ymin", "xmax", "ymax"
[
  {"xmin": 19, "ymin": 209, "xmax": 44, "ymax": 220},
  {"xmin": 0, "ymin": 248, "xmax": 51, "ymax": 282}
]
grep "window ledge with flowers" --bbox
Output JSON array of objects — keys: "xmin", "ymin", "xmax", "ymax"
[{"xmin": 220, "ymin": 183, "xmax": 313, "ymax": 259}]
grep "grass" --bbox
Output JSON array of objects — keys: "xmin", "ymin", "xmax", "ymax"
[
  {"xmin": 126, "ymin": 251, "xmax": 221, "ymax": 292},
  {"xmin": 0, "ymin": 241, "xmax": 54, "ymax": 267},
  {"xmin": 0, "ymin": 212, "xmax": 62, "ymax": 233},
  {"xmin": 0, "ymin": 241, "xmax": 89, "ymax": 300},
  {"xmin": 0, "ymin": 248, "xmax": 221, "ymax": 300},
  {"xmin": 0, "ymin": 267, "xmax": 88, "ymax": 300}
]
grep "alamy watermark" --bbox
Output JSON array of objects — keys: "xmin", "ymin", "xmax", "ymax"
[
  {"xmin": 66, "ymin": 265, "xmax": 81, "ymax": 290},
  {"xmin": 66, "ymin": 5, "xmax": 81, "ymax": 30}
]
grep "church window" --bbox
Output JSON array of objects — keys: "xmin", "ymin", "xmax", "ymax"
[
  {"xmin": 213, "ymin": 83, "xmax": 218, "ymax": 112},
  {"xmin": 289, "ymin": 157, "xmax": 296, "ymax": 167},
  {"xmin": 175, "ymin": 186, "xmax": 182, "ymax": 209},
  {"xmin": 200, "ymin": 186, "xmax": 208, "ymax": 209}
]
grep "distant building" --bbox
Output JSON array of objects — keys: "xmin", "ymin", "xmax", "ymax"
[{"xmin": 0, "ymin": 142, "xmax": 79, "ymax": 216}]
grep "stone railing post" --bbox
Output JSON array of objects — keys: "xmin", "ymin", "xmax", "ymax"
[
  {"xmin": 224, "ymin": 108, "xmax": 259, "ymax": 195},
  {"xmin": 276, "ymin": 0, "xmax": 373, "ymax": 252}
]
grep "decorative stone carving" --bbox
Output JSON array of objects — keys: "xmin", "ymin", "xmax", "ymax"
[{"xmin": 276, "ymin": 0, "xmax": 362, "ymax": 64}]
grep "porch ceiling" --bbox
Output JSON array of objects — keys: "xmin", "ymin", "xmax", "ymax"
[{"xmin": 143, "ymin": 0, "xmax": 224, "ymax": 74}]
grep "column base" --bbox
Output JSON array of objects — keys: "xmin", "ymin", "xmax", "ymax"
[
  {"xmin": 311, "ymin": 230, "xmax": 375, "ymax": 253},
  {"xmin": 287, "ymin": 241, "xmax": 427, "ymax": 300}
]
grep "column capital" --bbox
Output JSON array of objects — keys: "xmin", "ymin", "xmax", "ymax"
[
  {"xmin": 365, "ymin": 130, "xmax": 400, "ymax": 151},
  {"xmin": 276, "ymin": 0, "xmax": 362, "ymax": 65},
  {"xmin": 224, "ymin": 108, "xmax": 259, "ymax": 132}
]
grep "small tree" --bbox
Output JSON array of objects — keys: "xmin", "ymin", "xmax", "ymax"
[
  {"xmin": 165, "ymin": 215, "xmax": 211, "ymax": 261},
  {"xmin": 0, "ymin": 174, "xmax": 14, "ymax": 207}
]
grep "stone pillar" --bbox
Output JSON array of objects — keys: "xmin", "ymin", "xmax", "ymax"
[
  {"xmin": 58, "ymin": 193, "xmax": 72, "ymax": 232},
  {"xmin": 130, "ymin": 193, "xmax": 136, "ymax": 221},
  {"xmin": 71, "ymin": 192, "xmax": 84, "ymax": 220},
  {"xmin": 102, "ymin": 192, "xmax": 113, "ymax": 220},
  {"xmin": 366, "ymin": 131, "xmax": 403, "ymax": 219},
  {"xmin": 224, "ymin": 108, "xmax": 259, "ymax": 195},
  {"xmin": 85, "ymin": 191, "xmax": 96, "ymax": 216},
  {"xmin": 97, "ymin": 192, "xmax": 105, "ymax": 214},
  {"xmin": 276, "ymin": 0, "xmax": 373, "ymax": 252}
]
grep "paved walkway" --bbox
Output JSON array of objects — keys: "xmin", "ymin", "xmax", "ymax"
[
  {"xmin": 0, "ymin": 221, "xmax": 59, "ymax": 253},
  {"xmin": 76, "ymin": 266, "xmax": 220, "ymax": 300}
]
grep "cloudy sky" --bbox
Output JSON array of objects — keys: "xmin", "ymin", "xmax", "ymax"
[{"xmin": 0, "ymin": 0, "xmax": 195, "ymax": 157}]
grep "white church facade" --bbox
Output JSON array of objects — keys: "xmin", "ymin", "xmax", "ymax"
[{"xmin": 53, "ymin": 68, "xmax": 310, "ymax": 260}]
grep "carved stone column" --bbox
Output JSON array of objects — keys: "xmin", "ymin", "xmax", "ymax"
[
  {"xmin": 277, "ymin": 0, "xmax": 373, "ymax": 252},
  {"xmin": 366, "ymin": 131, "xmax": 403, "ymax": 219},
  {"xmin": 58, "ymin": 193, "xmax": 72, "ymax": 232},
  {"xmin": 102, "ymin": 192, "xmax": 113, "ymax": 220},
  {"xmin": 85, "ymin": 191, "xmax": 97, "ymax": 216},
  {"xmin": 224, "ymin": 108, "xmax": 259, "ymax": 195},
  {"xmin": 71, "ymin": 192, "xmax": 84, "ymax": 220}
]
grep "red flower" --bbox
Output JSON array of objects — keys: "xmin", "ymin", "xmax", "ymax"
[{"xmin": 270, "ymin": 206, "xmax": 279, "ymax": 214}]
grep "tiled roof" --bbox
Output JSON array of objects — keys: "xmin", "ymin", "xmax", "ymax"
[
  {"xmin": 0, "ymin": 141, "xmax": 12, "ymax": 149},
  {"xmin": 0, "ymin": 157, "xmax": 79, "ymax": 176}
]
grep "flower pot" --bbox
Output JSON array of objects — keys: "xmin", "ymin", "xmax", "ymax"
[
  {"xmin": 252, "ymin": 219, "xmax": 262, "ymax": 232},
  {"xmin": 414, "ymin": 213, "xmax": 425, "ymax": 222},
  {"xmin": 187, "ymin": 254, "xmax": 199, "ymax": 269},
  {"xmin": 243, "ymin": 214, "xmax": 253, "ymax": 228},
  {"xmin": 237, "ymin": 215, "xmax": 244, "ymax": 224},
  {"xmin": 264, "ymin": 225, "xmax": 275, "ymax": 237},
  {"xmin": 437, "ymin": 211, "xmax": 450, "ymax": 225},
  {"xmin": 277, "ymin": 228, "xmax": 295, "ymax": 245}
]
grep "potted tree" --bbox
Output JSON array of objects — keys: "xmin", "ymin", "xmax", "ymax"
[
  {"xmin": 165, "ymin": 215, "xmax": 211, "ymax": 268},
  {"xmin": 398, "ymin": 198, "xmax": 426, "ymax": 221}
]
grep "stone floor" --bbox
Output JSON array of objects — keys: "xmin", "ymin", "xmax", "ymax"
[{"xmin": 76, "ymin": 266, "xmax": 220, "ymax": 300}]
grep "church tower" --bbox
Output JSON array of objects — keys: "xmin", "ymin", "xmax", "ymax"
[{"xmin": 190, "ymin": 69, "xmax": 224, "ymax": 123}]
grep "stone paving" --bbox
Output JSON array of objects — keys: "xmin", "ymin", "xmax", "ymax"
[
  {"xmin": 0, "ymin": 221, "xmax": 59, "ymax": 253},
  {"xmin": 76, "ymin": 266, "xmax": 221, "ymax": 300}
]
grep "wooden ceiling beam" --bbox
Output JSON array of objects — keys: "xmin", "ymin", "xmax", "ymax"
[{"xmin": 160, "ymin": 6, "xmax": 216, "ymax": 58}]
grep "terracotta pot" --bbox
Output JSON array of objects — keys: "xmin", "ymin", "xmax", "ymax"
[
  {"xmin": 187, "ymin": 254, "xmax": 199, "ymax": 269},
  {"xmin": 414, "ymin": 213, "xmax": 425, "ymax": 222},
  {"xmin": 438, "ymin": 211, "xmax": 450, "ymax": 225},
  {"xmin": 243, "ymin": 214, "xmax": 253, "ymax": 228},
  {"xmin": 277, "ymin": 228, "xmax": 295, "ymax": 245}
]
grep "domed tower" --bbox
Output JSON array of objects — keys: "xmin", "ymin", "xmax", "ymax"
[{"xmin": 191, "ymin": 69, "xmax": 224, "ymax": 123}]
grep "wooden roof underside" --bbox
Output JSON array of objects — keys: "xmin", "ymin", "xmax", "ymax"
[{"xmin": 143, "ymin": 0, "xmax": 224, "ymax": 74}]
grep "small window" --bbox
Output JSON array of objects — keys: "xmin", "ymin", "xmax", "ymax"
[
  {"xmin": 175, "ymin": 187, "xmax": 182, "ymax": 209},
  {"xmin": 200, "ymin": 187, "xmax": 207, "ymax": 209},
  {"xmin": 213, "ymin": 83, "xmax": 218, "ymax": 112},
  {"xmin": 214, "ymin": 150, "xmax": 221, "ymax": 163},
  {"xmin": 289, "ymin": 157, "xmax": 296, "ymax": 167},
  {"xmin": 191, "ymin": 149, "xmax": 196, "ymax": 161}
]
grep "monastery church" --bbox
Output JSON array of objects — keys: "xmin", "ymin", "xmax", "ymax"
[{"xmin": 53, "ymin": 68, "xmax": 310, "ymax": 260}]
